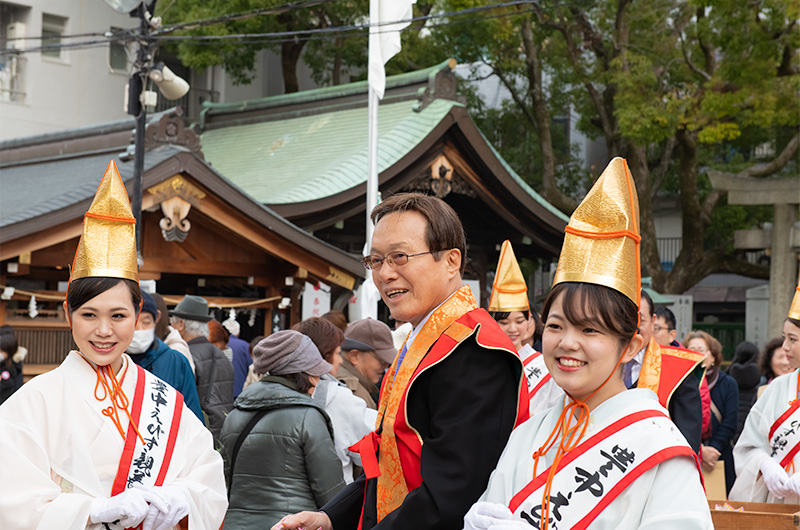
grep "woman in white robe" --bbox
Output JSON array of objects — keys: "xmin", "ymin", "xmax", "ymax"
[
  {"xmin": 0, "ymin": 161, "xmax": 226, "ymax": 529},
  {"xmin": 463, "ymin": 157, "xmax": 712, "ymax": 530},
  {"xmin": 729, "ymin": 316, "xmax": 800, "ymax": 503}
]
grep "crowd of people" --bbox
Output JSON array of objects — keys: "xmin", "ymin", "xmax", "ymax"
[{"xmin": 1, "ymin": 157, "xmax": 799, "ymax": 529}]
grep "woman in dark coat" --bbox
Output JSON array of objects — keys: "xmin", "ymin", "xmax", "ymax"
[
  {"xmin": 687, "ymin": 330, "xmax": 739, "ymax": 495},
  {"xmin": 727, "ymin": 341, "xmax": 762, "ymax": 443},
  {"xmin": 221, "ymin": 330, "xmax": 344, "ymax": 529}
]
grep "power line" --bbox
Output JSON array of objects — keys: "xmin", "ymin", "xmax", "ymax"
[
  {"xmin": 0, "ymin": 0, "xmax": 543, "ymax": 56},
  {"xmin": 154, "ymin": 0, "xmax": 540, "ymax": 40},
  {"xmin": 155, "ymin": 0, "xmax": 342, "ymax": 35}
]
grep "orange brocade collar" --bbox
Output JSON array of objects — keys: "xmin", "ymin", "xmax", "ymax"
[{"xmin": 375, "ymin": 285, "xmax": 478, "ymax": 521}]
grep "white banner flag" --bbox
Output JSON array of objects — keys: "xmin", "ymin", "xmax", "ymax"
[{"xmin": 368, "ymin": 0, "xmax": 417, "ymax": 99}]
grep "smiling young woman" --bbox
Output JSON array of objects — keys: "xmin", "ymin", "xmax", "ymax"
[
  {"xmin": 731, "ymin": 284, "xmax": 800, "ymax": 504},
  {"xmin": 0, "ymin": 161, "xmax": 227, "ymax": 530},
  {"xmin": 463, "ymin": 158, "xmax": 712, "ymax": 530}
]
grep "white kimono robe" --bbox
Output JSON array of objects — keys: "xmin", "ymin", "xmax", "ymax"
[
  {"xmin": 0, "ymin": 351, "xmax": 227, "ymax": 529},
  {"xmin": 518, "ymin": 344, "xmax": 564, "ymax": 417},
  {"xmin": 730, "ymin": 369, "xmax": 800, "ymax": 503},
  {"xmin": 478, "ymin": 389, "xmax": 713, "ymax": 529}
]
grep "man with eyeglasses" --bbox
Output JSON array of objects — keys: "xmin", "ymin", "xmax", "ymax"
[
  {"xmin": 622, "ymin": 290, "xmax": 705, "ymax": 453},
  {"xmin": 653, "ymin": 306, "xmax": 680, "ymax": 347},
  {"xmin": 274, "ymin": 193, "xmax": 529, "ymax": 530}
]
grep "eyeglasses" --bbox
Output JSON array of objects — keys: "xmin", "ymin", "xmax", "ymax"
[
  {"xmin": 362, "ymin": 250, "xmax": 440, "ymax": 271},
  {"xmin": 653, "ymin": 325, "xmax": 674, "ymax": 333}
]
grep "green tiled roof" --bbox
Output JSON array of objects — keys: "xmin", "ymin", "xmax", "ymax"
[{"xmin": 201, "ymin": 98, "xmax": 461, "ymax": 205}]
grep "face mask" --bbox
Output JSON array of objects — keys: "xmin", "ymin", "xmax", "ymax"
[{"xmin": 128, "ymin": 328, "xmax": 155, "ymax": 354}]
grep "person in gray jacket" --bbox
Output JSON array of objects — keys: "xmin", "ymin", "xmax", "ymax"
[
  {"xmin": 170, "ymin": 295, "xmax": 234, "ymax": 448},
  {"xmin": 221, "ymin": 330, "xmax": 344, "ymax": 529}
]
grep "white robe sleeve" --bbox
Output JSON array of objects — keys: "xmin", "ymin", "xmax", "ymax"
[
  {"xmin": 0, "ymin": 417, "xmax": 95, "ymax": 529},
  {"xmin": 729, "ymin": 371, "xmax": 800, "ymax": 504}
]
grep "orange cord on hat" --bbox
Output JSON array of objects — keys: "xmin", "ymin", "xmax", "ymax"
[
  {"xmin": 83, "ymin": 212, "xmax": 136, "ymax": 224},
  {"xmin": 531, "ymin": 335, "xmax": 635, "ymax": 529}
]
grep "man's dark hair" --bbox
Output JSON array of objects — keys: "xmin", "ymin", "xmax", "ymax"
[
  {"xmin": 639, "ymin": 289, "xmax": 654, "ymax": 317},
  {"xmin": 370, "ymin": 192, "xmax": 467, "ymax": 275},
  {"xmin": 654, "ymin": 306, "xmax": 676, "ymax": 330}
]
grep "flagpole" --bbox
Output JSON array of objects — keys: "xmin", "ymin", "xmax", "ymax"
[
  {"xmin": 366, "ymin": 0, "xmax": 380, "ymax": 250},
  {"xmin": 366, "ymin": 85, "xmax": 379, "ymax": 248}
]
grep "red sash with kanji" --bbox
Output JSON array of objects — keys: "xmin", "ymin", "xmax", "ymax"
[
  {"xmin": 111, "ymin": 365, "xmax": 183, "ymax": 497},
  {"xmin": 769, "ymin": 399, "xmax": 800, "ymax": 468},
  {"xmin": 507, "ymin": 405, "xmax": 698, "ymax": 530},
  {"xmin": 520, "ymin": 346, "xmax": 552, "ymax": 402},
  {"xmin": 349, "ymin": 286, "xmax": 528, "ymax": 525},
  {"xmin": 638, "ymin": 338, "xmax": 704, "ymax": 409}
]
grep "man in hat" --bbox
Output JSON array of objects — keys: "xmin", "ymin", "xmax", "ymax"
[
  {"xmin": 337, "ymin": 318, "xmax": 397, "ymax": 409},
  {"xmin": 128, "ymin": 291, "xmax": 204, "ymax": 422},
  {"xmin": 275, "ymin": 193, "xmax": 528, "ymax": 530},
  {"xmin": 171, "ymin": 295, "xmax": 235, "ymax": 446}
]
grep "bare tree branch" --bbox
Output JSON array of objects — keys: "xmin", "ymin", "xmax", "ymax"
[{"xmin": 741, "ymin": 132, "xmax": 800, "ymax": 177}]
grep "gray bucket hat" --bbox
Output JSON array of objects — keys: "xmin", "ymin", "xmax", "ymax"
[{"xmin": 169, "ymin": 295, "xmax": 213, "ymax": 322}]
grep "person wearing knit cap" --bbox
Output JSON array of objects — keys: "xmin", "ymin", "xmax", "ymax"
[
  {"xmin": 731, "ymin": 279, "xmax": 800, "ymax": 503},
  {"xmin": 220, "ymin": 330, "xmax": 344, "ymax": 528},
  {"xmin": 0, "ymin": 161, "xmax": 227, "ymax": 530},
  {"xmin": 489, "ymin": 240, "xmax": 564, "ymax": 416},
  {"xmin": 127, "ymin": 291, "xmax": 204, "ymax": 423},
  {"xmin": 222, "ymin": 317, "xmax": 254, "ymax": 398},
  {"xmin": 465, "ymin": 158, "xmax": 711, "ymax": 529}
]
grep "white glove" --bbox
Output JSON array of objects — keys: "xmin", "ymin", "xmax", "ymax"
[
  {"xmin": 761, "ymin": 458, "xmax": 791, "ymax": 499},
  {"xmin": 136, "ymin": 485, "xmax": 190, "ymax": 530},
  {"xmin": 463, "ymin": 502, "xmax": 514, "ymax": 530},
  {"xmin": 785, "ymin": 471, "xmax": 800, "ymax": 497},
  {"xmin": 89, "ymin": 488, "xmax": 166, "ymax": 528}
]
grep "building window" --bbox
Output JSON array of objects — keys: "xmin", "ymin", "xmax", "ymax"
[
  {"xmin": 41, "ymin": 14, "xmax": 66, "ymax": 59},
  {"xmin": 109, "ymin": 27, "xmax": 127, "ymax": 71}
]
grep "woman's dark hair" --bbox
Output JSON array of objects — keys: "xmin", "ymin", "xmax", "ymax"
[
  {"xmin": 292, "ymin": 317, "xmax": 344, "ymax": 364},
  {"xmin": 788, "ymin": 317, "xmax": 800, "ymax": 330},
  {"xmin": 150, "ymin": 292, "xmax": 170, "ymax": 340},
  {"xmin": 321, "ymin": 310, "xmax": 348, "ymax": 332},
  {"xmin": 281, "ymin": 372, "xmax": 314, "ymax": 394},
  {"xmin": 490, "ymin": 310, "xmax": 531, "ymax": 322},
  {"xmin": 66, "ymin": 277, "xmax": 142, "ymax": 314},
  {"xmin": 0, "ymin": 332, "xmax": 18, "ymax": 370},
  {"xmin": 730, "ymin": 341, "xmax": 759, "ymax": 367},
  {"xmin": 249, "ymin": 335, "xmax": 265, "ymax": 359},
  {"xmin": 541, "ymin": 282, "xmax": 639, "ymax": 349},
  {"xmin": 759, "ymin": 337, "xmax": 786, "ymax": 380}
]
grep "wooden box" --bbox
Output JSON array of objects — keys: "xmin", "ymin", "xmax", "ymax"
[{"xmin": 709, "ymin": 501, "xmax": 800, "ymax": 529}]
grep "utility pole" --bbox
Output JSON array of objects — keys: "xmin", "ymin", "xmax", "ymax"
[{"xmin": 127, "ymin": 1, "xmax": 156, "ymax": 258}]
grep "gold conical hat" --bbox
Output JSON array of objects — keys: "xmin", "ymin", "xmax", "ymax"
[
  {"xmin": 69, "ymin": 160, "xmax": 138, "ymax": 283},
  {"xmin": 789, "ymin": 279, "xmax": 800, "ymax": 320},
  {"xmin": 553, "ymin": 157, "xmax": 641, "ymax": 304},
  {"xmin": 489, "ymin": 240, "xmax": 529, "ymax": 312}
]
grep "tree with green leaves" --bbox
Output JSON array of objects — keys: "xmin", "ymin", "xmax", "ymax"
[
  {"xmin": 412, "ymin": 0, "xmax": 798, "ymax": 293},
  {"xmin": 159, "ymin": 0, "xmax": 368, "ymax": 92}
]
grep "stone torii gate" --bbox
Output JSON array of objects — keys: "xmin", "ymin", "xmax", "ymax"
[{"xmin": 709, "ymin": 172, "xmax": 800, "ymax": 338}]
